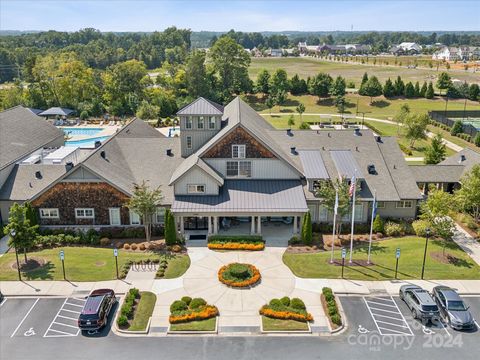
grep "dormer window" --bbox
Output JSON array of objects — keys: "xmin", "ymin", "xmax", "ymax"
[
  {"xmin": 232, "ymin": 145, "xmax": 246, "ymax": 159},
  {"xmin": 186, "ymin": 117, "xmax": 192, "ymax": 129},
  {"xmin": 209, "ymin": 116, "xmax": 216, "ymax": 129},
  {"xmin": 198, "ymin": 116, "xmax": 205, "ymax": 129}
]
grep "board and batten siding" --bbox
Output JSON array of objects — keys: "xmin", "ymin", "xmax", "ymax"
[
  {"xmin": 204, "ymin": 158, "xmax": 299, "ymax": 179},
  {"xmin": 174, "ymin": 167, "xmax": 219, "ymax": 195},
  {"xmin": 179, "ymin": 115, "xmax": 221, "ymax": 157},
  {"xmin": 377, "ymin": 201, "xmax": 417, "ymax": 219}
]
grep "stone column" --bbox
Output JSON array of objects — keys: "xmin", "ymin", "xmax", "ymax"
[
  {"xmin": 180, "ymin": 216, "xmax": 184, "ymax": 234},
  {"xmin": 251, "ymin": 216, "xmax": 255, "ymax": 234},
  {"xmin": 257, "ymin": 216, "xmax": 262, "ymax": 234},
  {"xmin": 208, "ymin": 216, "xmax": 212, "ymax": 234},
  {"xmin": 293, "ymin": 216, "xmax": 298, "ymax": 234}
]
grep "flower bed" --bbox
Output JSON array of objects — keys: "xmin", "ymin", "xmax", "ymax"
[
  {"xmin": 208, "ymin": 242, "xmax": 264, "ymax": 251},
  {"xmin": 169, "ymin": 297, "xmax": 219, "ymax": 324},
  {"xmin": 208, "ymin": 235, "xmax": 265, "ymax": 251},
  {"xmin": 218, "ymin": 263, "xmax": 261, "ymax": 288},
  {"xmin": 259, "ymin": 297, "xmax": 313, "ymax": 322}
]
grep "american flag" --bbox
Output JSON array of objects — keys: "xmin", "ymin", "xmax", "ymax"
[{"xmin": 349, "ymin": 176, "xmax": 356, "ymax": 198}]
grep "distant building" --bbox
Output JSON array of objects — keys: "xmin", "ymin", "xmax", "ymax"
[
  {"xmin": 298, "ymin": 42, "xmax": 371, "ymax": 55},
  {"xmin": 390, "ymin": 42, "xmax": 422, "ymax": 55},
  {"xmin": 432, "ymin": 46, "xmax": 480, "ymax": 61},
  {"xmin": 267, "ymin": 49, "xmax": 283, "ymax": 57}
]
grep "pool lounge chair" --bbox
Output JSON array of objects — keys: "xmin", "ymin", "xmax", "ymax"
[{"xmin": 99, "ymin": 120, "xmax": 104, "ymax": 126}]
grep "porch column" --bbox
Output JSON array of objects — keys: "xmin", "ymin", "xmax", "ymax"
[
  {"xmin": 257, "ymin": 216, "xmax": 262, "ymax": 234},
  {"xmin": 250, "ymin": 216, "xmax": 255, "ymax": 234},
  {"xmin": 213, "ymin": 216, "xmax": 218, "ymax": 234},
  {"xmin": 293, "ymin": 216, "xmax": 298, "ymax": 234},
  {"xmin": 180, "ymin": 216, "xmax": 184, "ymax": 234}
]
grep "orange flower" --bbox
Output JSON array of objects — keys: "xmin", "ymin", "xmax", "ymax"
[
  {"xmin": 259, "ymin": 306, "xmax": 313, "ymax": 322},
  {"xmin": 208, "ymin": 242, "xmax": 265, "ymax": 251},
  {"xmin": 218, "ymin": 264, "xmax": 261, "ymax": 288},
  {"xmin": 169, "ymin": 305, "xmax": 219, "ymax": 324}
]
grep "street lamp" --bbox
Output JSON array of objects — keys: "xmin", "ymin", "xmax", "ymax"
[
  {"xmin": 421, "ymin": 228, "xmax": 431, "ymax": 280},
  {"xmin": 10, "ymin": 229, "xmax": 21, "ymax": 281}
]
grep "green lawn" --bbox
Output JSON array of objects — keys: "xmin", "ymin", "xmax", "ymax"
[
  {"xmin": 164, "ymin": 254, "xmax": 191, "ymax": 279},
  {"xmin": 0, "ymin": 247, "xmax": 190, "ymax": 281},
  {"xmin": 261, "ymin": 316, "xmax": 309, "ymax": 331},
  {"xmin": 169, "ymin": 317, "xmax": 217, "ymax": 331},
  {"xmin": 128, "ymin": 291, "xmax": 157, "ymax": 331},
  {"xmin": 282, "ymin": 236, "xmax": 480, "ymax": 280}
]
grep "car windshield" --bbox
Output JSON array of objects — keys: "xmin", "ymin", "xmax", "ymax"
[
  {"xmin": 447, "ymin": 300, "xmax": 467, "ymax": 311},
  {"xmin": 422, "ymin": 305, "xmax": 438, "ymax": 312}
]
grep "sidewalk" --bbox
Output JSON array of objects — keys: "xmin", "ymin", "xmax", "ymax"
[{"xmin": 452, "ymin": 224, "xmax": 480, "ymax": 266}]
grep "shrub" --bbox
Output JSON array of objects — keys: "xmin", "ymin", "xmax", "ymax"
[
  {"xmin": 451, "ymin": 120, "xmax": 463, "ymax": 136},
  {"xmin": 117, "ymin": 315, "xmax": 128, "ymax": 327},
  {"xmin": 399, "ymin": 143, "xmax": 413, "ymax": 156},
  {"xmin": 290, "ymin": 298, "xmax": 306, "ymax": 310},
  {"xmin": 208, "ymin": 235, "xmax": 263, "ymax": 243},
  {"xmin": 474, "ymin": 133, "xmax": 480, "ymax": 147},
  {"xmin": 121, "ymin": 304, "xmax": 133, "ymax": 318},
  {"xmin": 372, "ymin": 215, "xmax": 384, "ymax": 233},
  {"xmin": 328, "ymin": 305, "xmax": 337, "ymax": 316},
  {"xmin": 123, "ymin": 243, "xmax": 130, "ymax": 250},
  {"xmin": 170, "ymin": 300, "xmax": 188, "ymax": 313},
  {"xmin": 139, "ymin": 243, "xmax": 146, "ymax": 251},
  {"xmin": 384, "ymin": 221, "xmax": 402, "ymax": 237},
  {"xmin": 130, "ymin": 244, "xmax": 138, "ymax": 251},
  {"xmin": 181, "ymin": 296, "xmax": 192, "ymax": 306},
  {"xmin": 288, "ymin": 235, "xmax": 302, "ymax": 245},
  {"xmin": 331, "ymin": 313, "xmax": 342, "ymax": 326},
  {"xmin": 299, "ymin": 121, "xmax": 311, "ymax": 130},
  {"xmin": 100, "ymin": 237, "xmax": 111, "ymax": 247},
  {"xmin": 269, "ymin": 299, "xmax": 283, "ymax": 309},
  {"xmin": 129, "ymin": 288, "xmax": 140, "ymax": 298},
  {"xmin": 412, "ymin": 219, "xmax": 430, "ymax": 237},
  {"xmin": 323, "ymin": 292, "xmax": 334, "ymax": 303},
  {"xmin": 280, "ymin": 296, "xmax": 291, "ymax": 306},
  {"xmin": 189, "ymin": 298, "xmax": 207, "ymax": 309}
]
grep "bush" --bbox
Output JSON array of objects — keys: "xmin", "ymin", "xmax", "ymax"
[
  {"xmin": 208, "ymin": 235, "xmax": 263, "ymax": 243},
  {"xmin": 412, "ymin": 220, "xmax": 430, "ymax": 237},
  {"xmin": 399, "ymin": 143, "xmax": 413, "ymax": 156},
  {"xmin": 139, "ymin": 243, "xmax": 146, "ymax": 251},
  {"xmin": 170, "ymin": 300, "xmax": 188, "ymax": 313},
  {"xmin": 384, "ymin": 221, "xmax": 402, "ymax": 237},
  {"xmin": 288, "ymin": 235, "xmax": 302, "ymax": 245},
  {"xmin": 290, "ymin": 298, "xmax": 306, "ymax": 310},
  {"xmin": 130, "ymin": 244, "xmax": 138, "ymax": 251},
  {"xmin": 328, "ymin": 305, "xmax": 337, "ymax": 316},
  {"xmin": 269, "ymin": 299, "xmax": 283, "ymax": 309},
  {"xmin": 181, "ymin": 296, "xmax": 192, "ymax": 306},
  {"xmin": 189, "ymin": 298, "xmax": 207, "ymax": 309},
  {"xmin": 117, "ymin": 315, "xmax": 128, "ymax": 327},
  {"xmin": 451, "ymin": 120, "xmax": 463, "ymax": 136},
  {"xmin": 372, "ymin": 215, "xmax": 384, "ymax": 233},
  {"xmin": 100, "ymin": 237, "xmax": 111, "ymax": 247},
  {"xmin": 474, "ymin": 133, "xmax": 480, "ymax": 147},
  {"xmin": 123, "ymin": 243, "xmax": 130, "ymax": 250},
  {"xmin": 331, "ymin": 313, "xmax": 342, "ymax": 326},
  {"xmin": 129, "ymin": 288, "xmax": 140, "ymax": 299},
  {"xmin": 280, "ymin": 296, "xmax": 291, "ymax": 306},
  {"xmin": 299, "ymin": 121, "xmax": 310, "ymax": 130}
]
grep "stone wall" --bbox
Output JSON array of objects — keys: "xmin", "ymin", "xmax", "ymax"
[{"xmin": 31, "ymin": 182, "xmax": 130, "ymax": 226}]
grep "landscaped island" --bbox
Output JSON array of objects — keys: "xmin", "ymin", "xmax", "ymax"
[
  {"xmin": 260, "ymin": 297, "xmax": 313, "ymax": 331},
  {"xmin": 218, "ymin": 263, "xmax": 261, "ymax": 288},
  {"xmin": 117, "ymin": 288, "xmax": 157, "ymax": 332},
  {"xmin": 169, "ymin": 297, "xmax": 219, "ymax": 332},
  {"xmin": 207, "ymin": 235, "xmax": 265, "ymax": 251}
]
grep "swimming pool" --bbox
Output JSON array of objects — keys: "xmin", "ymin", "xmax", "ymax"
[
  {"xmin": 62, "ymin": 127, "xmax": 103, "ymax": 136},
  {"xmin": 65, "ymin": 136, "xmax": 110, "ymax": 148}
]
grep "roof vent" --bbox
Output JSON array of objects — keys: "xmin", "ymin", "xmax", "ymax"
[
  {"xmin": 94, "ymin": 141, "xmax": 102, "ymax": 148},
  {"xmin": 66, "ymin": 162, "xmax": 74, "ymax": 171},
  {"xmin": 354, "ymin": 128, "xmax": 361, "ymax": 136},
  {"xmin": 290, "ymin": 146, "xmax": 297, "ymax": 155},
  {"xmin": 459, "ymin": 154, "xmax": 466, "ymax": 162},
  {"xmin": 367, "ymin": 164, "xmax": 377, "ymax": 175},
  {"xmin": 327, "ymin": 132, "xmax": 331, "ymax": 138},
  {"xmin": 355, "ymin": 146, "xmax": 359, "ymax": 152},
  {"xmin": 100, "ymin": 151, "xmax": 106, "ymax": 159},
  {"xmin": 166, "ymin": 149, "xmax": 173, "ymax": 156},
  {"xmin": 376, "ymin": 136, "xmax": 382, "ymax": 143},
  {"xmin": 393, "ymin": 165, "xmax": 397, "ymax": 170},
  {"xmin": 35, "ymin": 171, "xmax": 42, "ymax": 179},
  {"xmin": 286, "ymin": 128, "xmax": 293, "ymax": 136}
]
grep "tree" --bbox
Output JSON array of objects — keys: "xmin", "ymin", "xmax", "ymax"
[
  {"xmin": 450, "ymin": 120, "xmax": 463, "ymax": 136},
  {"xmin": 360, "ymin": 72, "xmax": 369, "ymax": 87},
  {"xmin": 420, "ymin": 81, "xmax": 428, "ymax": 98},
  {"xmin": 24, "ymin": 202, "xmax": 38, "ymax": 227},
  {"xmin": 255, "ymin": 69, "xmax": 270, "ymax": 96},
  {"xmin": 474, "ymin": 133, "xmax": 480, "ymax": 147},
  {"xmin": 125, "ymin": 181, "xmax": 163, "ymax": 242},
  {"xmin": 185, "ymin": 50, "xmax": 211, "ymax": 98},
  {"xmin": 265, "ymin": 96, "xmax": 275, "ymax": 114},
  {"xmin": 361, "ymin": 76, "xmax": 383, "ymax": 104},
  {"xmin": 425, "ymin": 82, "xmax": 435, "ymax": 99},
  {"xmin": 290, "ymin": 74, "xmax": 307, "ymax": 95},
  {"xmin": 136, "ymin": 100, "xmax": 160, "ymax": 120},
  {"xmin": 334, "ymin": 95, "xmax": 346, "ymax": 113},
  {"xmin": 393, "ymin": 104, "xmax": 410, "ymax": 134},
  {"xmin": 424, "ymin": 133, "xmax": 447, "ymax": 164},
  {"xmin": 404, "ymin": 82, "xmax": 415, "ymax": 98},
  {"xmin": 164, "ymin": 209, "xmax": 177, "ymax": 245},
  {"xmin": 455, "ymin": 164, "xmax": 480, "ymax": 222},
  {"xmin": 288, "ymin": 114, "xmax": 295, "ymax": 127},
  {"xmin": 414, "ymin": 81, "xmax": 421, "ymax": 97},
  {"xmin": 309, "ymin": 73, "xmax": 333, "ymax": 99},
  {"xmin": 404, "ymin": 113, "xmax": 429, "ymax": 148},
  {"xmin": 330, "ymin": 76, "xmax": 346, "ymax": 97},
  {"xmin": 3, "ymin": 203, "xmax": 38, "ymax": 263},
  {"xmin": 275, "ymin": 90, "xmax": 287, "ymax": 105},
  {"xmin": 296, "ymin": 103, "xmax": 305, "ymax": 120},
  {"xmin": 301, "ymin": 211, "xmax": 312, "ymax": 245},
  {"xmin": 383, "ymin": 78, "xmax": 395, "ymax": 98},
  {"xmin": 394, "ymin": 76, "xmax": 405, "ymax": 96},
  {"xmin": 469, "ymin": 83, "xmax": 480, "ymax": 101},
  {"xmin": 270, "ymin": 69, "xmax": 289, "ymax": 97},
  {"xmin": 436, "ymin": 72, "xmax": 452, "ymax": 96}
]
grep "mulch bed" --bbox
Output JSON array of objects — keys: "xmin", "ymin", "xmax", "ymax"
[
  {"xmin": 430, "ymin": 251, "xmax": 463, "ymax": 265},
  {"xmin": 286, "ymin": 245, "xmax": 322, "ymax": 254},
  {"xmin": 10, "ymin": 256, "xmax": 46, "ymax": 271},
  {"xmin": 320, "ymin": 294, "xmax": 340, "ymax": 330}
]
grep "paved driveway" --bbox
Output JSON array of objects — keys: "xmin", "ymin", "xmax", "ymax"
[{"xmin": 150, "ymin": 248, "xmax": 328, "ymax": 333}]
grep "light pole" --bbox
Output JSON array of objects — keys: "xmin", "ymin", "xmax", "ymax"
[
  {"xmin": 10, "ymin": 229, "xmax": 21, "ymax": 281},
  {"xmin": 421, "ymin": 228, "xmax": 431, "ymax": 280}
]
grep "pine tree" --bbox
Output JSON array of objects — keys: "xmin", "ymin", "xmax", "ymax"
[
  {"xmin": 451, "ymin": 120, "xmax": 463, "ymax": 136},
  {"xmin": 420, "ymin": 82, "xmax": 428, "ymax": 98},
  {"xmin": 404, "ymin": 82, "xmax": 415, "ymax": 98},
  {"xmin": 414, "ymin": 81, "xmax": 420, "ymax": 97},
  {"xmin": 425, "ymin": 133, "xmax": 447, "ymax": 164},
  {"xmin": 425, "ymin": 82, "xmax": 435, "ymax": 99},
  {"xmin": 383, "ymin": 78, "xmax": 395, "ymax": 98},
  {"xmin": 359, "ymin": 72, "xmax": 369, "ymax": 96},
  {"xmin": 301, "ymin": 211, "xmax": 312, "ymax": 246},
  {"xmin": 362, "ymin": 76, "xmax": 383, "ymax": 104},
  {"xmin": 394, "ymin": 76, "xmax": 405, "ymax": 96},
  {"xmin": 164, "ymin": 209, "xmax": 177, "ymax": 245}
]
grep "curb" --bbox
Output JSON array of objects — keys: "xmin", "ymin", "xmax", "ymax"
[
  {"xmin": 167, "ymin": 317, "xmax": 218, "ymax": 335},
  {"xmin": 330, "ymin": 295, "xmax": 348, "ymax": 336},
  {"xmin": 115, "ymin": 317, "xmax": 152, "ymax": 336},
  {"xmin": 260, "ymin": 316, "xmax": 312, "ymax": 334}
]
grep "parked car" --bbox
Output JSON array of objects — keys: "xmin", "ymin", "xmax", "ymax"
[
  {"xmin": 0, "ymin": 291, "xmax": 4, "ymax": 303},
  {"xmin": 432, "ymin": 286, "xmax": 476, "ymax": 330},
  {"xmin": 78, "ymin": 289, "xmax": 116, "ymax": 331},
  {"xmin": 399, "ymin": 285, "xmax": 439, "ymax": 323}
]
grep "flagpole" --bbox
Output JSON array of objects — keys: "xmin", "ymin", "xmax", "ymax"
[
  {"xmin": 330, "ymin": 189, "xmax": 338, "ymax": 264},
  {"xmin": 349, "ymin": 170, "xmax": 357, "ymax": 263},
  {"xmin": 367, "ymin": 190, "xmax": 376, "ymax": 265}
]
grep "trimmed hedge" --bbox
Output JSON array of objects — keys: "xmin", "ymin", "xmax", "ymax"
[
  {"xmin": 169, "ymin": 297, "xmax": 218, "ymax": 324},
  {"xmin": 259, "ymin": 297, "xmax": 313, "ymax": 322},
  {"xmin": 322, "ymin": 287, "xmax": 342, "ymax": 327},
  {"xmin": 208, "ymin": 235, "xmax": 263, "ymax": 243}
]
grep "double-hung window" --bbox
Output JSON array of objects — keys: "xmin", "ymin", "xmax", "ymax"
[
  {"xmin": 198, "ymin": 116, "xmax": 205, "ymax": 129},
  {"xmin": 226, "ymin": 161, "xmax": 251, "ymax": 177},
  {"xmin": 186, "ymin": 136, "xmax": 192, "ymax": 149},
  {"xmin": 75, "ymin": 208, "xmax": 94, "ymax": 219},
  {"xmin": 396, "ymin": 200, "xmax": 413, "ymax": 209},
  {"xmin": 187, "ymin": 184, "xmax": 206, "ymax": 194},
  {"xmin": 155, "ymin": 208, "xmax": 166, "ymax": 224},
  {"xmin": 185, "ymin": 117, "xmax": 193, "ymax": 129},
  {"xmin": 226, "ymin": 161, "xmax": 239, "ymax": 177},
  {"xmin": 39, "ymin": 208, "xmax": 59, "ymax": 219},
  {"xmin": 232, "ymin": 145, "xmax": 246, "ymax": 159},
  {"xmin": 209, "ymin": 116, "xmax": 216, "ymax": 129},
  {"xmin": 129, "ymin": 210, "xmax": 141, "ymax": 225}
]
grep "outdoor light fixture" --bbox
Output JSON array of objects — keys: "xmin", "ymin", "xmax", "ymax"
[
  {"xmin": 10, "ymin": 229, "xmax": 21, "ymax": 281},
  {"xmin": 421, "ymin": 228, "xmax": 431, "ymax": 280}
]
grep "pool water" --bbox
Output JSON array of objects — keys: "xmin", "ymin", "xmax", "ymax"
[
  {"xmin": 62, "ymin": 127, "xmax": 103, "ymax": 136},
  {"xmin": 65, "ymin": 136, "xmax": 110, "ymax": 148}
]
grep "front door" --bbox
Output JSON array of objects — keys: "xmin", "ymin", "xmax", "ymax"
[
  {"xmin": 184, "ymin": 217, "xmax": 208, "ymax": 230},
  {"xmin": 109, "ymin": 208, "xmax": 121, "ymax": 225}
]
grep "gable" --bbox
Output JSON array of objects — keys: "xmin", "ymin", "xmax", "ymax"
[
  {"xmin": 203, "ymin": 126, "xmax": 276, "ymax": 159},
  {"xmin": 63, "ymin": 166, "xmax": 101, "ymax": 181}
]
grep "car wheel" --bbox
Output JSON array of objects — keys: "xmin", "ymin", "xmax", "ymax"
[
  {"xmin": 399, "ymin": 292, "xmax": 404, "ymax": 300},
  {"xmin": 412, "ymin": 309, "xmax": 418, "ymax": 319}
]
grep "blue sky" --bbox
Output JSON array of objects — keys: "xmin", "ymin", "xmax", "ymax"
[{"xmin": 1, "ymin": 0, "xmax": 479, "ymax": 32}]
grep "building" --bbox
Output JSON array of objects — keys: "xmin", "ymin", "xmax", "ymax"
[
  {"xmin": 298, "ymin": 42, "xmax": 372, "ymax": 55},
  {"xmin": 432, "ymin": 46, "xmax": 480, "ymax": 61},
  {"xmin": 390, "ymin": 42, "xmax": 422, "ymax": 55}
]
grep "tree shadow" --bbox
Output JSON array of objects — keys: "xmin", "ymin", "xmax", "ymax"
[
  {"xmin": 432, "ymin": 239, "xmax": 460, "ymax": 251},
  {"xmin": 345, "ymin": 101, "xmax": 356, "ymax": 109},
  {"xmin": 243, "ymin": 95, "xmax": 266, "ymax": 111},
  {"xmin": 283, "ymin": 98, "xmax": 300, "ymax": 107},
  {"xmin": 23, "ymin": 261, "xmax": 55, "ymax": 280},
  {"xmin": 279, "ymin": 109, "xmax": 294, "ymax": 113},
  {"xmin": 317, "ymin": 98, "xmax": 334, "ymax": 106},
  {"xmin": 371, "ymin": 100, "xmax": 390, "ymax": 108}
]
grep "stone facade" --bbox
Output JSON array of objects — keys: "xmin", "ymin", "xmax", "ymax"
[
  {"xmin": 31, "ymin": 182, "xmax": 130, "ymax": 226},
  {"xmin": 203, "ymin": 127, "xmax": 276, "ymax": 159}
]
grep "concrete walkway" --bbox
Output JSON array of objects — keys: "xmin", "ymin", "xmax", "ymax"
[
  {"xmin": 0, "ymin": 235, "xmax": 9, "ymax": 256},
  {"xmin": 453, "ymin": 224, "xmax": 480, "ymax": 266}
]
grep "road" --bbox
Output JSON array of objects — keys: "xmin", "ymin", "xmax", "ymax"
[{"xmin": 1, "ymin": 295, "xmax": 479, "ymax": 360}]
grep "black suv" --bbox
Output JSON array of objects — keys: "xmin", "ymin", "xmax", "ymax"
[{"xmin": 78, "ymin": 289, "xmax": 116, "ymax": 331}]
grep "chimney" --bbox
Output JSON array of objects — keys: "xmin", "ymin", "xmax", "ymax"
[
  {"xmin": 354, "ymin": 128, "xmax": 361, "ymax": 136},
  {"xmin": 100, "ymin": 151, "xmax": 106, "ymax": 159},
  {"xmin": 35, "ymin": 171, "xmax": 42, "ymax": 179},
  {"xmin": 66, "ymin": 162, "xmax": 74, "ymax": 171},
  {"xmin": 166, "ymin": 149, "xmax": 172, "ymax": 156},
  {"xmin": 94, "ymin": 140, "xmax": 102, "ymax": 148},
  {"xmin": 459, "ymin": 154, "xmax": 466, "ymax": 162},
  {"xmin": 286, "ymin": 129, "xmax": 293, "ymax": 136},
  {"xmin": 290, "ymin": 146, "xmax": 297, "ymax": 155},
  {"xmin": 376, "ymin": 136, "xmax": 382, "ymax": 143}
]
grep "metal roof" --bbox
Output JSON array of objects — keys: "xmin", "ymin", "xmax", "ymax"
[
  {"xmin": 38, "ymin": 107, "xmax": 74, "ymax": 116},
  {"xmin": 330, "ymin": 150, "xmax": 363, "ymax": 179},
  {"xmin": 298, "ymin": 150, "xmax": 329, "ymax": 179},
  {"xmin": 176, "ymin": 97, "xmax": 224, "ymax": 115},
  {"xmin": 172, "ymin": 180, "xmax": 308, "ymax": 214}
]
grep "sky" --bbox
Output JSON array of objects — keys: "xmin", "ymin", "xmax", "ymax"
[{"xmin": 1, "ymin": 0, "xmax": 479, "ymax": 32}]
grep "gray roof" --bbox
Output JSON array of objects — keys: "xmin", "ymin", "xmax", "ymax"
[
  {"xmin": 0, "ymin": 106, "xmax": 64, "ymax": 170},
  {"xmin": 330, "ymin": 150, "xmax": 364, "ymax": 179},
  {"xmin": 440, "ymin": 148, "xmax": 480, "ymax": 177},
  {"xmin": 116, "ymin": 118, "xmax": 166, "ymax": 138},
  {"xmin": 176, "ymin": 97, "xmax": 224, "ymax": 116},
  {"xmin": 0, "ymin": 164, "xmax": 68, "ymax": 201},
  {"xmin": 409, "ymin": 165, "xmax": 465, "ymax": 183},
  {"xmin": 172, "ymin": 180, "xmax": 308, "ymax": 214},
  {"xmin": 298, "ymin": 150, "xmax": 329, "ymax": 179},
  {"xmin": 38, "ymin": 107, "xmax": 74, "ymax": 116},
  {"xmin": 27, "ymin": 108, "xmax": 44, "ymax": 115}
]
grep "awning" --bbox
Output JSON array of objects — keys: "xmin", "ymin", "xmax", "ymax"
[{"xmin": 172, "ymin": 180, "xmax": 308, "ymax": 214}]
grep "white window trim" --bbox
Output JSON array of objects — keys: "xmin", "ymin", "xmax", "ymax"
[
  {"xmin": 185, "ymin": 117, "xmax": 192, "ymax": 129},
  {"xmin": 396, "ymin": 200, "xmax": 413, "ymax": 209},
  {"xmin": 318, "ymin": 205, "xmax": 328, "ymax": 222},
  {"xmin": 109, "ymin": 208, "xmax": 121, "ymax": 226},
  {"xmin": 75, "ymin": 208, "xmax": 95, "ymax": 219},
  {"xmin": 208, "ymin": 116, "xmax": 216, "ymax": 129},
  {"xmin": 187, "ymin": 184, "xmax": 206, "ymax": 194},
  {"xmin": 376, "ymin": 201, "xmax": 386, "ymax": 209},
  {"xmin": 226, "ymin": 160, "xmax": 251, "ymax": 177},
  {"xmin": 186, "ymin": 136, "xmax": 192, "ymax": 149},
  {"xmin": 198, "ymin": 116, "xmax": 205, "ymax": 129},
  {"xmin": 39, "ymin": 208, "xmax": 59, "ymax": 219},
  {"xmin": 129, "ymin": 210, "xmax": 141, "ymax": 225},
  {"xmin": 232, "ymin": 144, "xmax": 246, "ymax": 159},
  {"xmin": 155, "ymin": 207, "xmax": 166, "ymax": 224}
]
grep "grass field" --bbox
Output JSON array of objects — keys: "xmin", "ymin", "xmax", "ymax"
[
  {"xmin": 128, "ymin": 291, "xmax": 157, "ymax": 331},
  {"xmin": 249, "ymin": 57, "xmax": 480, "ymax": 85},
  {"xmin": 261, "ymin": 316, "xmax": 310, "ymax": 331},
  {"xmin": 282, "ymin": 236, "xmax": 480, "ymax": 280},
  {"xmin": 0, "ymin": 247, "xmax": 190, "ymax": 281},
  {"xmin": 169, "ymin": 317, "xmax": 217, "ymax": 331}
]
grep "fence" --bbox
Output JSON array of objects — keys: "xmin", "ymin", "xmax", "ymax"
[{"xmin": 429, "ymin": 110, "xmax": 480, "ymax": 138}]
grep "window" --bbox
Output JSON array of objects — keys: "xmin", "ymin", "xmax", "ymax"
[
  {"xmin": 185, "ymin": 117, "xmax": 192, "ymax": 129},
  {"xmin": 239, "ymin": 161, "xmax": 252, "ymax": 177},
  {"xmin": 109, "ymin": 208, "xmax": 121, "ymax": 225},
  {"xmin": 354, "ymin": 204, "xmax": 364, "ymax": 221},
  {"xmin": 232, "ymin": 145, "xmax": 246, "ymax": 159},
  {"xmin": 209, "ymin": 116, "xmax": 216, "ymax": 129},
  {"xmin": 186, "ymin": 136, "xmax": 192, "ymax": 149},
  {"xmin": 198, "ymin": 116, "xmax": 204, "ymax": 129},
  {"xmin": 376, "ymin": 201, "xmax": 386, "ymax": 209},
  {"xmin": 155, "ymin": 208, "xmax": 166, "ymax": 224},
  {"xmin": 129, "ymin": 210, "xmax": 141, "ymax": 225},
  {"xmin": 226, "ymin": 161, "xmax": 239, "ymax": 177},
  {"xmin": 396, "ymin": 200, "xmax": 413, "ymax": 209},
  {"xmin": 75, "ymin": 208, "xmax": 94, "ymax": 219},
  {"xmin": 187, "ymin": 184, "xmax": 206, "ymax": 194},
  {"xmin": 318, "ymin": 205, "xmax": 328, "ymax": 221},
  {"xmin": 39, "ymin": 208, "xmax": 59, "ymax": 219}
]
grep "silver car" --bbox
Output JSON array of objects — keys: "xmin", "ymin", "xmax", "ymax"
[
  {"xmin": 399, "ymin": 285, "xmax": 439, "ymax": 323},
  {"xmin": 432, "ymin": 286, "xmax": 476, "ymax": 330}
]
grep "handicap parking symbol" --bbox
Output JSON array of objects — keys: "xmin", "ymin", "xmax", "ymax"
[
  {"xmin": 358, "ymin": 325, "xmax": 370, "ymax": 334},
  {"xmin": 24, "ymin": 327, "xmax": 36, "ymax": 337}
]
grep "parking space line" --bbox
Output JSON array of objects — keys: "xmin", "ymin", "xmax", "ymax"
[
  {"xmin": 56, "ymin": 315, "xmax": 78, "ymax": 321},
  {"xmin": 371, "ymin": 313, "xmax": 404, "ymax": 321},
  {"xmin": 390, "ymin": 297, "xmax": 414, "ymax": 335},
  {"xmin": 52, "ymin": 321, "xmax": 78, "ymax": 329},
  {"xmin": 0, "ymin": 298, "xmax": 6, "ymax": 307},
  {"xmin": 367, "ymin": 306, "xmax": 402, "ymax": 315},
  {"xmin": 46, "ymin": 328, "xmax": 74, "ymax": 336},
  {"xmin": 363, "ymin": 296, "xmax": 414, "ymax": 336},
  {"xmin": 437, "ymin": 319, "xmax": 452, "ymax": 337},
  {"xmin": 377, "ymin": 326, "xmax": 411, "ymax": 335},
  {"xmin": 60, "ymin": 308, "xmax": 81, "ymax": 314},
  {"xmin": 370, "ymin": 296, "xmax": 395, "ymax": 303},
  {"xmin": 10, "ymin": 298, "xmax": 39, "ymax": 338},
  {"xmin": 375, "ymin": 320, "xmax": 410, "ymax": 329},
  {"xmin": 365, "ymin": 300, "xmax": 397, "ymax": 308},
  {"xmin": 64, "ymin": 302, "xmax": 84, "ymax": 308}
]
